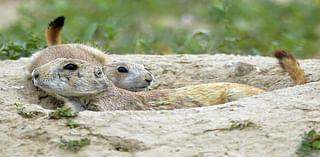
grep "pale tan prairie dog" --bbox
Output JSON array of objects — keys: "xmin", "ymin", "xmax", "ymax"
[
  {"xmin": 25, "ymin": 16, "xmax": 153, "ymax": 91},
  {"xmin": 31, "ymin": 50, "xmax": 304, "ymax": 111}
]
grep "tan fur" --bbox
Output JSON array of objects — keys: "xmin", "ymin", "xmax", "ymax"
[
  {"xmin": 274, "ymin": 50, "xmax": 305, "ymax": 85},
  {"xmin": 32, "ymin": 58, "xmax": 265, "ymax": 111},
  {"xmin": 26, "ymin": 44, "xmax": 109, "ymax": 76},
  {"xmin": 142, "ymin": 83, "xmax": 263, "ymax": 110},
  {"xmin": 103, "ymin": 63, "xmax": 154, "ymax": 91},
  {"xmin": 46, "ymin": 16, "xmax": 65, "ymax": 46}
]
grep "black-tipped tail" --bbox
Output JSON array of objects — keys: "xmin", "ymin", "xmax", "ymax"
[
  {"xmin": 48, "ymin": 16, "xmax": 65, "ymax": 29},
  {"xmin": 274, "ymin": 50, "xmax": 295, "ymax": 61},
  {"xmin": 273, "ymin": 50, "xmax": 305, "ymax": 85},
  {"xmin": 46, "ymin": 16, "xmax": 65, "ymax": 46}
]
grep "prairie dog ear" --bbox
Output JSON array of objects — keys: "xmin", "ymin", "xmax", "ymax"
[
  {"xmin": 91, "ymin": 66, "xmax": 109, "ymax": 90},
  {"xmin": 99, "ymin": 65, "xmax": 116, "ymax": 85},
  {"xmin": 93, "ymin": 67, "xmax": 104, "ymax": 78}
]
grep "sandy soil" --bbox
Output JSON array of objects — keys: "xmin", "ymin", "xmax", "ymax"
[{"xmin": 1, "ymin": 54, "xmax": 320, "ymax": 156}]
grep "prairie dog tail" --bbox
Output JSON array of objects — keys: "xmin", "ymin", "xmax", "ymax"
[
  {"xmin": 45, "ymin": 16, "xmax": 65, "ymax": 46},
  {"xmin": 274, "ymin": 50, "xmax": 305, "ymax": 85}
]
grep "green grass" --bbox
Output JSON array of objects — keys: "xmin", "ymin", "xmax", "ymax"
[
  {"xmin": 14, "ymin": 102, "xmax": 46, "ymax": 119},
  {"xmin": 1, "ymin": 0, "xmax": 320, "ymax": 59},
  {"xmin": 48, "ymin": 107, "xmax": 78, "ymax": 119},
  {"xmin": 59, "ymin": 138, "xmax": 90, "ymax": 152},
  {"xmin": 228, "ymin": 120, "xmax": 257, "ymax": 131},
  {"xmin": 296, "ymin": 129, "xmax": 320, "ymax": 157},
  {"xmin": 0, "ymin": 36, "xmax": 45, "ymax": 60},
  {"xmin": 65, "ymin": 119, "xmax": 81, "ymax": 129}
]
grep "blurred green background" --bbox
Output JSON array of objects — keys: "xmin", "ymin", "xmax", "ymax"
[{"xmin": 1, "ymin": 0, "xmax": 320, "ymax": 60}]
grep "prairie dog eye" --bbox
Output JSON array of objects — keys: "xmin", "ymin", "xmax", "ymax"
[
  {"xmin": 117, "ymin": 66, "xmax": 128, "ymax": 73},
  {"xmin": 63, "ymin": 63, "xmax": 78, "ymax": 70}
]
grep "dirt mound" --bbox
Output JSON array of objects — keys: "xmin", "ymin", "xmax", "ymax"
[{"xmin": 1, "ymin": 54, "xmax": 320, "ymax": 156}]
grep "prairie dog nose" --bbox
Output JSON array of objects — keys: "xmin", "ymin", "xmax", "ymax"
[
  {"xmin": 32, "ymin": 69, "xmax": 40, "ymax": 79},
  {"xmin": 145, "ymin": 78, "xmax": 152, "ymax": 83},
  {"xmin": 145, "ymin": 73, "xmax": 154, "ymax": 84}
]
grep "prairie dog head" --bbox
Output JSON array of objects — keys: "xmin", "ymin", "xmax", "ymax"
[
  {"xmin": 26, "ymin": 44, "xmax": 153, "ymax": 91},
  {"xmin": 25, "ymin": 44, "xmax": 110, "ymax": 76},
  {"xmin": 103, "ymin": 62, "xmax": 154, "ymax": 91},
  {"xmin": 32, "ymin": 58, "xmax": 110, "ymax": 97}
]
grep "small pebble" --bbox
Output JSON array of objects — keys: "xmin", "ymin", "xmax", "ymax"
[
  {"xmin": 230, "ymin": 107, "xmax": 239, "ymax": 111},
  {"xmin": 11, "ymin": 86, "xmax": 25, "ymax": 89}
]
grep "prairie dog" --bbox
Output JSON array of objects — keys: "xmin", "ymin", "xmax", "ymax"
[
  {"xmin": 31, "ymin": 58, "xmax": 262, "ymax": 111},
  {"xmin": 26, "ymin": 16, "xmax": 153, "ymax": 91},
  {"xmin": 31, "ymin": 50, "xmax": 305, "ymax": 111}
]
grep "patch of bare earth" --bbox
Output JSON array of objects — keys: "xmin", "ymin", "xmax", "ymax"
[{"xmin": 1, "ymin": 54, "xmax": 320, "ymax": 156}]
